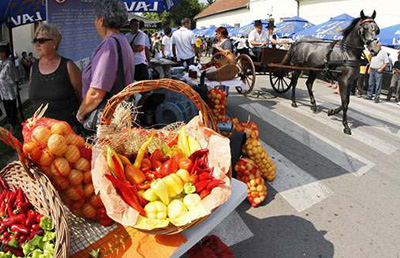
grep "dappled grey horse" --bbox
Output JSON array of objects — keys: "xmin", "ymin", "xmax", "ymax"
[{"xmin": 282, "ymin": 11, "xmax": 380, "ymax": 135}]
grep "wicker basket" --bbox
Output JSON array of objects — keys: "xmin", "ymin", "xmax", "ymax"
[
  {"xmin": 205, "ymin": 52, "xmax": 238, "ymax": 82},
  {"xmin": 0, "ymin": 127, "xmax": 69, "ymax": 257},
  {"xmin": 100, "ymin": 79, "xmax": 230, "ymax": 235}
]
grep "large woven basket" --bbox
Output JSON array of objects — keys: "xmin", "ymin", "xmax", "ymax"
[
  {"xmin": 205, "ymin": 52, "xmax": 238, "ymax": 81},
  {"xmin": 100, "ymin": 79, "xmax": 229, "ymax": 235},
  {"xmin": 0, "ymin": 127, "xmax": 69, "ymax": 257}
]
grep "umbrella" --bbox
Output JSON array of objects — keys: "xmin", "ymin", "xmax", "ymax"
[
  {"xmin": 294, "ymin": 13, "xmax": 354, "ymax": 40},
  {"xmin": 0, "ymin": 0, "xmax": 45, "ymax": 28},
  {"xmin": 274, "ymin": 16, "xmax": 314, "ymax": 38},
  {"xmin": 203, "ymin": 25, "xmax": 216, "ymax": 37},
  {"xmin": 378, "ymin": 24, "xmax": 400, "ymax": 48}
]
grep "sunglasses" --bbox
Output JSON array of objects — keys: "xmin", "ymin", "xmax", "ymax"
[{"xmin": 32, "ymin": 38, "xmax": 53, "ymax": 44}]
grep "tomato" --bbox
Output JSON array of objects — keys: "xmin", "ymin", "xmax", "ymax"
[
  {"xmin": 68, "ymin": 169, "xmax": 84, "ymax": 185},
  {"xmin": 89, "ymin": 194, "xmax": 103, "ymax": 208},
  {"xmin": 65, "ymin": 186, "xmax": 84, "ymax": 201},
  {"xmin": 83, "ymin": 171, "xmax": 92, "ymax": 184},
  {"xmin": 83, "ymin": 184, "xmax": 94, "ymax": 198},
  {"xmin": 81, "ymin": 203, "xmax": 97, "ymax": 219},
  {"xmin": 141, "ymin": 158, "xmax": 152, "ymax": 170},
  {"xmin": 70, "ymin": 199, "xmax": 85, "ymax": 210},
  {"xmin": 150, "ymin": 149, "xmax": 164, "ymax": 170},
  {"xmin": 79, "ymin": 146, "xmax": 92, "ymax": 161},
  {"xmin": 53, "ymin": 176, "xmax": 69, "ymax": 190},
  {"xmin": 178, "ymin": 158, "xmax": 193, "ymax": 171}
]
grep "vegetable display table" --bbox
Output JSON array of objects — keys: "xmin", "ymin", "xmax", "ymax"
[{"xmin": 171, "ymin": 178, "xmax": 247, "ymax": 258}]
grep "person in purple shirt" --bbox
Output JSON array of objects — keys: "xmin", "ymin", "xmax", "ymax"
[{"xmin": 76, "ymin": 0, "xmax": 135, "ymax": 124}]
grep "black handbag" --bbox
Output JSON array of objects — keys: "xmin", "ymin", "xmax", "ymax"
[{"xmin": 83, "ymin": 36, "xmax": 126, "ymax": 133}]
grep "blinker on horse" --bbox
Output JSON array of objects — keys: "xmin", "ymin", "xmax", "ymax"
[{"xmin": 282, "ymin": 10, "xmax": 380, "ymax": 135}]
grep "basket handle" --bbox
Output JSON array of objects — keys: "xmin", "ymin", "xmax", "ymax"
[
  {"xmin": 100, "ymin": 79, "xmax": 217, "ymax": 130},
  {"xmin": 0, "ymin": 127, "xmax": 34, "ymax": 179}
]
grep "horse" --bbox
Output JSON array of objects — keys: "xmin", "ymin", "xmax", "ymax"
[{"xmin": 281, "ymin": 10, "xmax": 380, "ymax": 135}]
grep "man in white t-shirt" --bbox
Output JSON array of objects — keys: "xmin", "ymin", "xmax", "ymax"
[
  {"xmin": 126, "ymin": 19, "xmax": 149, "ymax": 81},
  {"xmin": 162, "ymin": 27, "xmax": 173, "ymax": 59},
  {"xmin": 172, "ymin": 18, "xmax": 198, "ymax": 67},
  {"xmin": 367, "ymin": 40, "xmax": 389, "ymax": 102},
  {"xmin": 248, "ymin": 20, "xmax": 267, "ymax": 61}
]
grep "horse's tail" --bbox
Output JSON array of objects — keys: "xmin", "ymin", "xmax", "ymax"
[{"xmin": 281, "ymin": 43, "xmax": 296, "ymax": 65}]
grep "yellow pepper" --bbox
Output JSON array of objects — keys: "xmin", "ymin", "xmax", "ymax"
[
  {"xmin": 133, "ymin": 135, "xmax": 154, "ymax": 169},
  {"xmin": 162, "ymin": 174, "xmax": 184, "ymax": 198},
  {"xmin": 144, "ymin": 201, "xmax": 167, "ymax": 220},
  {"xmin": 151, "ymin": 179, "xmax": 170, "ymax": 205}
]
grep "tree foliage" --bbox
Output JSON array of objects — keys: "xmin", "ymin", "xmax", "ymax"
[{"xmin": 143, "ymin": 0, "xmax": 206, "ymax": 29}]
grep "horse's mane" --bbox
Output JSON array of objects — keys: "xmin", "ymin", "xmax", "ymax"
[{"xmin": 342, "ymin": 17, "xmax": 362, "ymax": 39}]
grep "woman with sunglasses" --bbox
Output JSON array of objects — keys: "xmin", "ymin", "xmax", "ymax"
[
  {"xmin": 29, "ymin": 23, "xmax": 82, "ymax": 129},
  {"xmin": 76, "ymin": 0, "xmax": 135, "ymax": 133},
  {"xmin": 0, "ymin": 42, "xmax": 19, "ymax": 131}
]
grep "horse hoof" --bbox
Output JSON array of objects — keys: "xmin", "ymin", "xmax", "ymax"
[
  {"xmin": 343, "ymin": 128, "xmax": 352, "ymax": 135},
  {"xmin": 311, "ymin": 106, "xmax": 317, "ymax": 113},
  {"xmin": 291, "ymin": 102, "xmax": 298, "ymax": 108}
]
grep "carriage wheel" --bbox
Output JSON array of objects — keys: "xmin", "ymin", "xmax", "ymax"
[
  {"xmin": 269, "ymin": 70, "xmax": 292, "ymax": 93},
  {"xmin": 235, "ymin": 54, "xmax": 256, "ymax": 95}
]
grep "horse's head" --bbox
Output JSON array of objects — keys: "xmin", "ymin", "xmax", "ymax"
[{"xmin": 359, "ymin": 10, "xmax": 380, "ymax": 55}]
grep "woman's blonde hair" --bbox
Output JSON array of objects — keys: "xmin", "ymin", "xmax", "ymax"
[{"xmin": 34, "ymin": 24, "xmax": 62, "ymax": 50}]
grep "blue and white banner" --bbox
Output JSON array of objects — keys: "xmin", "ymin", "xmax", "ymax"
[{"xmin": 0, "ymin": 0, "xmax": 45, "ymax": 28}]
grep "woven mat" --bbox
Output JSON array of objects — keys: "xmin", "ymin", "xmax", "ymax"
[{"xmin": 68, "ymin": 210, "xmax": 118, "ymax": 255}]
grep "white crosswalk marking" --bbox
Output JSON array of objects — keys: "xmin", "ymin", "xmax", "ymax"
[
  {"xmin": 261, "ymin": 140, "xmax": 333, "ymax": 213},
  {"xmin": 322, "ymin": 95, "xmax": 400, "ymax": 127},
  {"xmin": 240, "ymin": 103, "xmax": 375, "ymax": 176},
  {"xmin": 277, "ymin": 98, "xmax": 398, "ymax": 155},
  {"xmin": 314, "ymin": 99, "xmax": 400, "ymax": 139}
]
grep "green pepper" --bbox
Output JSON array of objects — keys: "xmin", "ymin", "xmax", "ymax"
[
  {"xmin": 183, "ymin": 183, "xmax": 196, "ymax": 194},
  {"xmin": 42, "ymin": 231, "xmax": 56, "ymax": 242},
  {"xmin": 7, "ymin": 237, "xmax": 18, "ymax": 248},
  {"xmin": 39, "ymin": 217, "xmax": 54, "ymax": 231}
]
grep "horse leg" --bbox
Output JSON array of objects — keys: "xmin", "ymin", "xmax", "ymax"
[
  {"xmin": 306, "ymin": 72, "xmax": 318, "ymax": 112},
  {"xmin": 339, "ymin": 81, "xmax": 351, "ymax": 135},
  {"xmin": 291, "ymin": 71, "xmax": 301, "ymax": 108},
  {"xmin": 327, "ymin": 106, "xmax": 343, "ymax": 116}
]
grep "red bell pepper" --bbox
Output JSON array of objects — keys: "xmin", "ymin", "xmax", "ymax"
[
  {"xmin": 111, "ymin": 155, "xmax": 126, "ymax": 181},
  {"xmin": 200, "ymin": 189, "xmax": 210, "ymax": 199},
  {"xmin": 194, "ymin": 180, "xmax": 211, "ymax": 194},
  {"xmin": 206, "ymin": 180, "xmax": 225, "ymax": 192},
  {"xmin": 150, "ymin": 149, "xmax": 164, "ymax": 170},
  {"xmin": 198, "ymin": 172, "xmax": 213, "ymax": 182},
  {"xmin": 105, "ymin": 174, "xmax": 146, "ymax": 216}
]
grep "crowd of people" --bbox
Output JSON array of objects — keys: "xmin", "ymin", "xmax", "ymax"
[{"xmin": 0, "ymin": 0, "xmax": 399, "ymax": 136}]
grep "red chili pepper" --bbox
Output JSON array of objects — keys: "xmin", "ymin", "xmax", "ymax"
[
  {"xmin": 194, "ymin": 180, "xmax": 211, "ymax": 194},
  {"xmin": 111, "ymin": 155, "xmax": 126, "ymax": 181},
  {"xmin": 189, "ymin": 149, "xmax": 209, "ymax": 162},
  {"xmin": 0, "ymin": 177, "xmax": 7, "ymax": 190},
  {"xmin": 190, "ymin": 158, "xmax": 199, "ymax": 174},
  {"xmin": 18, "ymin": 235, "xmax": 27, "ymax": 245},
  {"xmin": 200, "ymin": 189, "xmax": 210, "ymax": 199},
  {"xmin": 25, "ymin": 210, "xmax": 38, "ymax": 226},
  {"xmin": 206, "ymin": 180, "xmax": 225, "ymax": 192},
  {"xmin": 2, "ymin": 231, "xmax": 10, "ymax": 240},
  {"xmin": 168, "ymin": 135, "xmax": 179, "ymax": 147},
  {"xmin": 2, "ymin": 214, "xmax": 26, "ymax": 228},
  {"xmin": 15, "ymin": 188, "xmax": 24, "ymax": 208},
  {"xmin": 11, "ymin": 224, "xmax": 30, "ymax": 235},
  {"xmin": 198, "ymin": 172, "xmax": 214, "ymax": 181},
  {"xmin": 15, "ymin": 203, "xmax": 31, "ymax": 215},
  {"xmin": 7, "ymin": 191, "xmax": 17, "ymax": 216},
  {"xmin": 105, "ymin": 174, "xmax": 146, "ymax": 216},
  {"xmin": 5, "ymin": 246, "xmax": 23, "ymax": 257},
  {"xmin": 28, "ymin": 229, "xmax": 44, "ymax": 240},
  {"xmin": 136, "ymin": 182, "xmax": 151, "ymax": 190}
]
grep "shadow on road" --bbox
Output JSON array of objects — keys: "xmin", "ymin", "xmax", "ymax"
[{"xmin": 233, "ymin": 207, "xmax": 335, "ymax": 258}]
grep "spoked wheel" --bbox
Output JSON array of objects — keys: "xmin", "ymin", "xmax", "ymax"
[
  {"xmin": 269, "ymin": 70, "xmax": 292, "ymax": 93},
  {"xmin": 235, "ymin": 54, "xmax": 256, "ymax": 95}
]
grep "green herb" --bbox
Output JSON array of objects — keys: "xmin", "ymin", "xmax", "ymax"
[{"xmin": 88, "ymin": 248, "xmax": 100, "ymax": 258}]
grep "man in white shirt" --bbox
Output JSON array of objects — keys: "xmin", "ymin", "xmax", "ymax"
[
  {"xmin": 162, "ymin": 27, "xmax": 173, "ymax": 59},
  {"xmin": 248, "ymin": 20, "xmax": 268, "ymax": 61},
  {"xmin": 367, "ymin": 40, "xmax": 389, "ymax": 102},
  {"xmin": 172, "ymin": 18, "xmax": 198, "ymax": 67},
  {"xmin": 126, "ymin": 19, "xmax": 149, "ymax": 81},
  {"xmin": 139, "ymin": 21, "xmax": 152, "ymax": 69}
]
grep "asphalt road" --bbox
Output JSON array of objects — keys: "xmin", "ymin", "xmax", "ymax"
[{"xmin": 215, "ymin": 75, "xmax": 400, "ymax": 258}]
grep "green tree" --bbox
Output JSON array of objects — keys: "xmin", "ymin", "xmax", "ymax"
[{"xmin": 143, "ymin": 0, "xmax": 205, "ymax": 29}]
